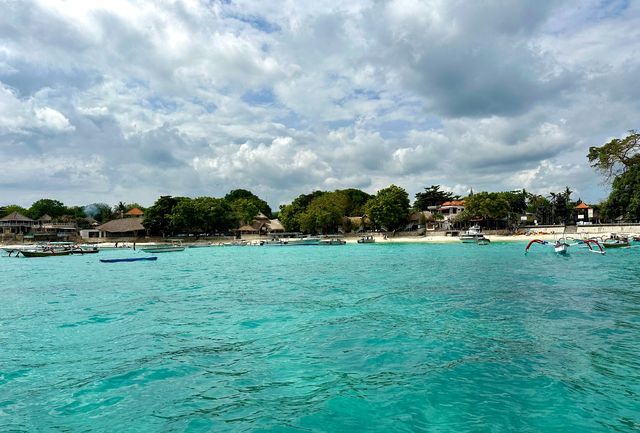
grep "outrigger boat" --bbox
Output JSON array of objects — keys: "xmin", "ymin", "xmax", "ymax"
[
  {"xmin": 525, "ymin": 238, "xmax": 605, "ymax": 255},
  {"xmin": 20, "ymin": 249, "xmax": 72, "ymax": 257},
  {"xmin": 602, "ymin": 234, "xmax": 631, "ymax": 249}
]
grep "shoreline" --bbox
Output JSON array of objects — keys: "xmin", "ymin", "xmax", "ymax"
[{"xmin": 0, "ymin": 233, "xmax": 623, "ymax": 249}]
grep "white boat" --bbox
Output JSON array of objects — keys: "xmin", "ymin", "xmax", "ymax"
[
  {"xmin": 140, "ymin": 242, "xmax": 185, "ymax": 253},
  {"xmin": 357, "ymin": 235, "xmax": 375, "ymax": 244},
  {"xmin": 554, "ymin": 241, "xmax": 569, "ymax": 255},
  {"xmin": 319, "ymin": 236, "xmax": 346, "ymax": 245},
  {"xmin": 459, "ymin": 225, "xmax": 487, "ymax": 243},
  {"xmin": 262, "ymin": 236, "xmax": 321, "ymax": 246}
]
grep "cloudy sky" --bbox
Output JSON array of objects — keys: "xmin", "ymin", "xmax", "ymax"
[{"xmin": 1, "ymin": 0, "xmax": 638, "ymax": 209}]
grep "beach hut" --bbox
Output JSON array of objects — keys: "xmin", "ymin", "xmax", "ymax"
[
  {"xmin": 238, "ymin": 224, "xmax": 258, "ymax": 235},
  {"xmin": 0, "ymin": 212, "xmax": 37, "ymax": 234},
  {"xmin": 38, "ymin": 214, "xmax": 53, "ymax": 223},
  {"xmin": 96, "ymin": 217, "xmax": 146, "ymax": 238},
  {"xmin": 267, "ymin": 219, "xmax": 285, "ymax": 233}
]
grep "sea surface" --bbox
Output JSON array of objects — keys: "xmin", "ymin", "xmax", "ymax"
[{"xmin": 1, "ymin": 242, "xmax": 639, "ymax": 432}]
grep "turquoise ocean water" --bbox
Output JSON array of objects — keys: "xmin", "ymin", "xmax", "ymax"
[{"xmin": 1, "ymin": 242, "xmax": 639, "ymax": 432}]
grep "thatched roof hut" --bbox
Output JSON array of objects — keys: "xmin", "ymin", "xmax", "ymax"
[
  {"xmin": 267, "ymin": 219, "xmax": 285, "ymax": 232},
  {"xmin": 96, "ymin": 217, "xmax": 145, "ymax": 237},
  {"xmin": 0, "ymin": 211, "xmax": 36, "ymax": 234},
  {"xmin": 238, "ymin": 224, "xmax": 258, "ymax": 234},
  {"xmin": 1, "ymin": 211, "xmax": 34, "ymax": 222}
]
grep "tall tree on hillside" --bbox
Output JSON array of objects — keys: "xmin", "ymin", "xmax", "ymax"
[
  {"xmin": 414, "ymin": 185, "xmax": 458, "ymax": 210},
  {"xmin": 365, "ymin": 185, "xmax": 410, "ymax": 231}
]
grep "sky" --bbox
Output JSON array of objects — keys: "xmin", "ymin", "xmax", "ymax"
[{"xmin": 1, "ymin": 0, "xmax": 639, "ymax": 210}]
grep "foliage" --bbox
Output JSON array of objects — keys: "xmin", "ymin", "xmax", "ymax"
[
  {"xmin": 600, "ymin": 164, "xmax": 640, "ymax": 221},
  {"xmin": 299, "ymin": 191, "xmax": 349, "ymax": 234},
  {"xmin": 365, "ymin": 185, "xmax": 410, "ymax": 231},
  {"xmin": 1, "ymin": 204, "xmax": 29, "ymax": 218},
  {"xmin": 339, "ymin": 188, "xmax": 372, "ymax": 216},
  {"xmin": 457, "ymin": 192, "xmax": 511, "ymax": 222},
  {"xmin": 588, "ymin": 130, "xmax": 640, "ymax": 181},
  {"xmin": 170, "ymin": 197, "xmax": 235, "ymax": 234},
  {"xmin": 225, "ymin": 189, "xmax": 272, "ymax": 218},
  {"xmin": 413, "ymin": 185, "xmax": 458, "ymax": 210},
  {"xmin": 230, "ymin": 198, "xmax": 261, "ymax": 226},
  {"xmin": 143, "ymin": 196, "xmax": 182, "ymax": 236},
  {"xmin": 548, "ymin": 187, "xmax": 575, "ymax": 225},
  {"xmin": 526, "ymin": 194, "xmax": 552, "ymax": 225},
  {"xmin": 28, "ymin": 198, "xmax": 66, "ymax": 219},
  {"xmin": 278, "ymin": 191, "xmax": 325, "ymax": 232}
]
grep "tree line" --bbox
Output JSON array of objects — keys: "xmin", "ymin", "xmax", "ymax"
[{"xmin": 2, "ymin": 130, "xmax": 638, "ymax": 235}]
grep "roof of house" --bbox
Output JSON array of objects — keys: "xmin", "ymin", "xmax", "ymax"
[
  {"xmin": 125, "ymin": 207, "xmax": 144, "ymax": 216},
  {"xmin": 97, "ymin": 217, "xmax": 145, "ymax": 233},
  {"xmin": 255, "ymin": 211, "xmax": 269, "ymax": 220},
  {"xmin": 39, "ymin": 214, "xmax": 52, "ymax": 221},
  {"xmin": 238, "ymin": 224, "xmax": 258, "ymax": 232},
  {"xmin": 409, "ymin": 211, "xmax": 432, "ymax": 221},
  {"xmin": 0, "ymin": 211, "xmax": 34, "ymax": 222},
  {"xmin": 267, "ymin": 219, "xmax": 285, "ymax": 232},
  {"xmin": 575, "ymin": 202, "xmax": 591, "ymax": 209},
  {"xmin": 440, "ymin": 200, "xmax": 465, "ymax": 207}
]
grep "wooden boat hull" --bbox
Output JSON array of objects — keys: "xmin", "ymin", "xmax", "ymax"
[
  {"xmin": 20, "ymin": 250, "xmax": 72, "ymax": 257},
  {"xmin": 602, "ymin": 242, "xmax": 630, "ymax": 249}
]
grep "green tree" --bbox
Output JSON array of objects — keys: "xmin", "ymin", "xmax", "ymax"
[
  {"xmin": 365, "ymin": 185, "xmax": 410, "ymax": 231},
  {"xmin": 299, "ymin": 191, "xmax": 349, "ymax": 234},
  {"xmin": 588, "ymin": 130, "xmax": 640, "ymax": 181},
  {"xmin": 114, "ymin": 201, "xmax": 127, "ymax": 218},
  {"xmin": 170, "ymin": 197, "xmax": 236, "ymax": 235},
  {"xmin": 600, "ymin": 164, "xmax": 640, "ymax": 221},
  {"xmin": 527, "ymin": 194, "xmax": 552, "ymax": 225},
  {"xmin": 338, "ymin": 188, "xmax": 372, "ymax": 216},
  {"xmin": 588, "ymin": 130, "xmax": 640, "ymax": 222},
  {"xmin": 143, "ymin": 196, "xmax": 182, "ymax": 237},
  {"xmin": 278, "ymin": 191, "xmax": 325, "ymax": 232},
  {"xmin": 224, "ymin": 189, "xmax": 272, "ymax": 218},
  {"xmin": 229, "ymin": 198, "xmax": 261, "ymax": 226},
  {"xmin": 1, "ymin": 205, "xmax": 29, "ymax": 218},
  {"xmin": 413, "ymin": 185, "xmax": 458, "ymax": 210},
  {"xmin": 195, "ymin": 197, "xmax": 236, "ymax": 234},
  {"xmin": 458, "ymin": 192, "xmax": 510, "ymax": 222},
  {"xmin": 28, "ymin": 199, "xmax": 66, "ymax": 219}
]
